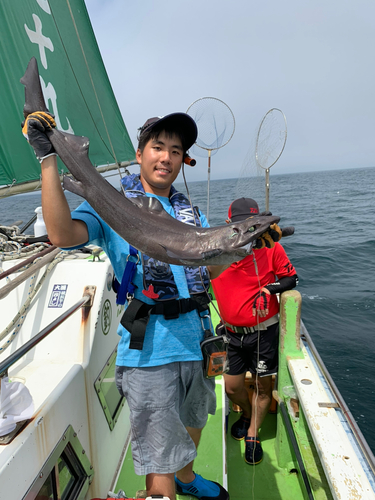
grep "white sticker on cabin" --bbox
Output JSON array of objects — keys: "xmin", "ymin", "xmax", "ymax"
[{"xmin": 48, "ymin": 284, "xmax": 68, "ymax": 308}]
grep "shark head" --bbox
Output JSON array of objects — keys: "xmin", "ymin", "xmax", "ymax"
[{"xmin": 171, "ymin": 213, "xmax": 281, "ymax": 266}]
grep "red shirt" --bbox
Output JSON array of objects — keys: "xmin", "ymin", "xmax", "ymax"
[{"xmin": 211, "ymin": 242, "xmax": 296, "ymax": 327}]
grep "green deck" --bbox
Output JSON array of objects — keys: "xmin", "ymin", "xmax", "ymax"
[
  {"xmin": 227, "ymin": 409, "xmax": 302, "ymax": 500},
  {"xmin": 115, "ymin": 291, "xmax": 334, "ymax": 500},
  {"xmin": 115, "ymin": 381, "xmax": 305, "ymax": 500},
  {"xmin": 115, "ymin": 379, "xmax": 226, "ymax": 498}
]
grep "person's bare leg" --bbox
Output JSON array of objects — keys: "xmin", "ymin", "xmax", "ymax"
[
  {"xmin": 176, "ymin": 426, "xmax": 203, "ymax": 483},
  {"xmin": 248, "ymin": 375, "xmax": 272, "ymax": 437},
  {"xmin": 146, "ymin": 473, "xmax": 175, "ymax": 500},
  {"xmin": 224, "ymin": 372, "xmax": 252, "ymax": 417}
]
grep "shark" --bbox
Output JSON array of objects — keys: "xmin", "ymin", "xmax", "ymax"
[{"xmin": 21, "ymin": 57, "xmax": 284, "ymax": 267}]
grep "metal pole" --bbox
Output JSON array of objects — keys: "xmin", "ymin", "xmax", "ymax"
[
  {"xmin": 0, "ymin": 294, "xmax": 92, "ymax": 377},
  {"xmin": 20, "ymin": 214, "xmax": 37, "ymax": 234},
  {"xmin": 0, "ymin": 248, "xmax": 61, "ymax": 299},
  {"xmin": 0, "ymin": 245, "xmax": 57, "ymax": 281},
  {"xmin": 207, "ymin": 150, "xmax": 212, "ymax": 223},
  {"xmin": 265, "ymin": 168, "xmax": 270, "ymax": 212}
]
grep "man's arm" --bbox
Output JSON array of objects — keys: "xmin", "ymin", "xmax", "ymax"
[
  {"xmin": 41, "ymin": 155, "xmax": 89, "ymax": 248},
  {"xmin": 23, "ymin": 112, "xmax": 89, "ymax": 248},
  {"xmin": 251, "ymin": 275, "xmax": 298, "ymax": 318},
  {"xmin": 263, "ymin": 274, "xmax": 298, "ymax": 295}
]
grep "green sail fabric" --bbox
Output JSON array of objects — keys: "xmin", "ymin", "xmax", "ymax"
[{"xmin": 0, "ymin": 0, "xmax": 135, "ymax": 187}]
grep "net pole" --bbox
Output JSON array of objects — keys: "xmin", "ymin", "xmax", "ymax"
[
  {"xmin": 265, "ymin": 168, "xmax": 270, "ymax": 211},
  {"xmin": 207, "ymin": 150, "xmax": 212, "ymax": 222}
]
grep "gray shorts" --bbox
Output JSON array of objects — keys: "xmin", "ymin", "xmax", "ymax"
[{"xmin": 115, "ymin": 361, "xmax": 216, "ymax": 476}]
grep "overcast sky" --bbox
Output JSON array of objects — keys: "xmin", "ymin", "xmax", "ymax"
[{"xmin": 85, "ymin": 0, "xmax": 375, "ymax": 182}]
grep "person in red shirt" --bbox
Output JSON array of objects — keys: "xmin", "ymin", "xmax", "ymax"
[{"xmin": 209, "ymin": 198, "xmax": 298, "ymax": 465}]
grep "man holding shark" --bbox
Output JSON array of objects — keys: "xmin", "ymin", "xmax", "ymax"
[{"xmin": 23, "ymin": 111, "xmax": 229, "ymax": 500}]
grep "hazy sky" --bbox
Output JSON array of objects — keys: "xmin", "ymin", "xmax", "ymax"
[{"xmin": 85, "ymin": 0, "xmax": 375, "ymax": 182}]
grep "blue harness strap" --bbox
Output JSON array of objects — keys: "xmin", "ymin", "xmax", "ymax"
[{"xmin": 115, "ymin": 245, "xmax": 139, "ymax": 305}]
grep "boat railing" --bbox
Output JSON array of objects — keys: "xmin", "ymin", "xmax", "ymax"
[
  {"xmin": 0, "ymin": 286, "xmax": 96, "ymax": 379},
  {"xmin": 0, "ymin": 160, "xmax": 138, "ymax": 199},
  {"xmin": 300, "ymin": 320, "xmax": 375, "ymax": 476}
]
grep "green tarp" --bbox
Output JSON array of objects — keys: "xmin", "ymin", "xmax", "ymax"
[{"xmin": 0, "ymin": 0, "xmax": 135, "ymax": 187}]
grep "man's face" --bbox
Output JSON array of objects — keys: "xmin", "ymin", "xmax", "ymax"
[{"xmin": 136, "ymin": 132, "xmax": 183, "ymax": 197}]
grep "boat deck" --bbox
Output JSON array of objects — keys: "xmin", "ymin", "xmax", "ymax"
[
  {"xmin": 114, "ymin": 379, "xmax": 304, "ymax": 500},
  {"xmin": 226, "ymin": 411, "xmax": 301, "ymax": 500}
]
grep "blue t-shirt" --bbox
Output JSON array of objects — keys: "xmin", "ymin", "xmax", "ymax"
[{"xmin": 70, "ymin": 195, "xmax": 210, "ymax": 368}]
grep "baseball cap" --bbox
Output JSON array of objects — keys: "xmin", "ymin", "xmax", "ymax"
[
  {"xmin": 137, "ymin": 113, "xmax": 198, "ymax": 151},
  {"xmin": 228, "ymin": 197, "xmax": 259, "ymax": 222}
]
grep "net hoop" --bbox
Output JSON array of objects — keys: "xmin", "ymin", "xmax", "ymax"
[
  {"xmin": 187, "ymin": 97, "xmax": 235, "ymax": 152},
  {"xmin": 255, "ymin": 108, "xmax": 287, "ymax": 170}
]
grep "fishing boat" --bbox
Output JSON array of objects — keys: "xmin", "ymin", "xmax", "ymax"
[{"xmin": 1, "ymin": 2, "xmax": 375, "ymax": 500}]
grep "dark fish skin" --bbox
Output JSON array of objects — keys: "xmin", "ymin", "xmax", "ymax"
[{"xmin": 21, "ymin": 58, "xmax": 280, "ymax": 266}]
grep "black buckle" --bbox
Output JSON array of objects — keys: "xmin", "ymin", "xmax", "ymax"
[{"xmin": 163, "ymin": 300, "xmax": 180, "ymax": 320}]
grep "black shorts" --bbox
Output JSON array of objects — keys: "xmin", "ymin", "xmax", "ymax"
[{"xmin": 218, "ymin": 322, "xmax": 279, "ymax": 377}]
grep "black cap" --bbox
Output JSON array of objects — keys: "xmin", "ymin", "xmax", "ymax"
[
  {"xmin": 228, "ymin": 197, "xmax": 259, "ymax": 222},
  {"xmin": 138, "ymin": 113, "xmax": 198, "ymax": 150}
]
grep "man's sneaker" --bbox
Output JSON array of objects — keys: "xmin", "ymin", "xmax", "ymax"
[
  {"xmin": 231, "ymin": 415, "xmax": 250, "ymax": 440},
  {"xmin": 244, "ymin": 437, "xmax": 263, "ymax": 465},
  {"xmin": 175, "ymin": 472, "xmax": 229, "ymax": 500}
]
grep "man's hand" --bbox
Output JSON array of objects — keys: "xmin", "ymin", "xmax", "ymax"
[
  {"xmin": 269, "ymin": 223, "xmax": 282, "ymax": 241},
  {"xmin": 22, "ymin": 111, "xmax": 56, "ymax": 163},
  {"xmin": 254, "ymin": 223, "xmax": 282, "ymax": 249},
  {"xmin": 252, "ymin": 288, "xmax": 270, "ymax": 317}
]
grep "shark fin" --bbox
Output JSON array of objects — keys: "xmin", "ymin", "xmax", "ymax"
[
  {"xmin": 127, "ymin": 196, "xmax": 175, "ymax": 219},
  {"xmin": 63, "ymin": 176, "xmax": 85, "ymax": 197},
  {"xmin": 21, "ymin": 57, "xmax": 49, "ymax": 118}
]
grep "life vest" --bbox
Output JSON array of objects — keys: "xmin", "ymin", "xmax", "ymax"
[{"xmin": 120, "ymin": 174, "xmax": 210, "ymax": 301}]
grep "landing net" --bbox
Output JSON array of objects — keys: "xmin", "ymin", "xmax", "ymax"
[
  {"xmin": 187, "ymin": 97, "xmax": 235, "ymax": 221},
  {"xmin": 235, "ymin": 108, "xmax": 287, "ymax": 212}
]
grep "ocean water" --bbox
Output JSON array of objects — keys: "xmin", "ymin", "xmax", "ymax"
[{"xmin": 1, "ymin": 166, "xmax": 374, "ymax": 452}]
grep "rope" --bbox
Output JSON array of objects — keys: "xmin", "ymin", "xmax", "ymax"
[
  {"xmin": 61, "ymin": 0, "xmax": 123, "ymax": 182},
  {"xmin": 0, "ymin": 248, "xmax": 76, "ymax": 354},
  {"xmin": 0, "ymin": 226, "xmax": 52, "ymax": 293},
  {"xmin": 0, "ymin": 222, "xmax": 73, "ymax": 354}
]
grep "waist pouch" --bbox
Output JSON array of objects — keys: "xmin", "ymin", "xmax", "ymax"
[
  {"xmin": 121, "ymin": 294, "xmax": 210, "ymax": 350},
  {"xmin": 200, "ymin": 330, "xmax": 230, "ymax": 378}
]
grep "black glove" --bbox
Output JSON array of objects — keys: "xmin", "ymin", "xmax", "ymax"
[
  {"xmin": 22, "ymin": 111, "xmax": 56, "ymax": 163},
  {"xmin": 255, "ymin": 223, "xmax": 282, "ymax": 249},
  {"xmin": 269, "ymin": 223, "xmax": 282, "ymax": 242},
  {"xmin": 255, "ymin": 231, "xmax": 275, "ymax": 249}
]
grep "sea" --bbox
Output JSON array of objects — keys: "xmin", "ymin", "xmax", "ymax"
[{"xmin": 1, "ymin": 166, "xmax": 374, "ymax": 452}]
